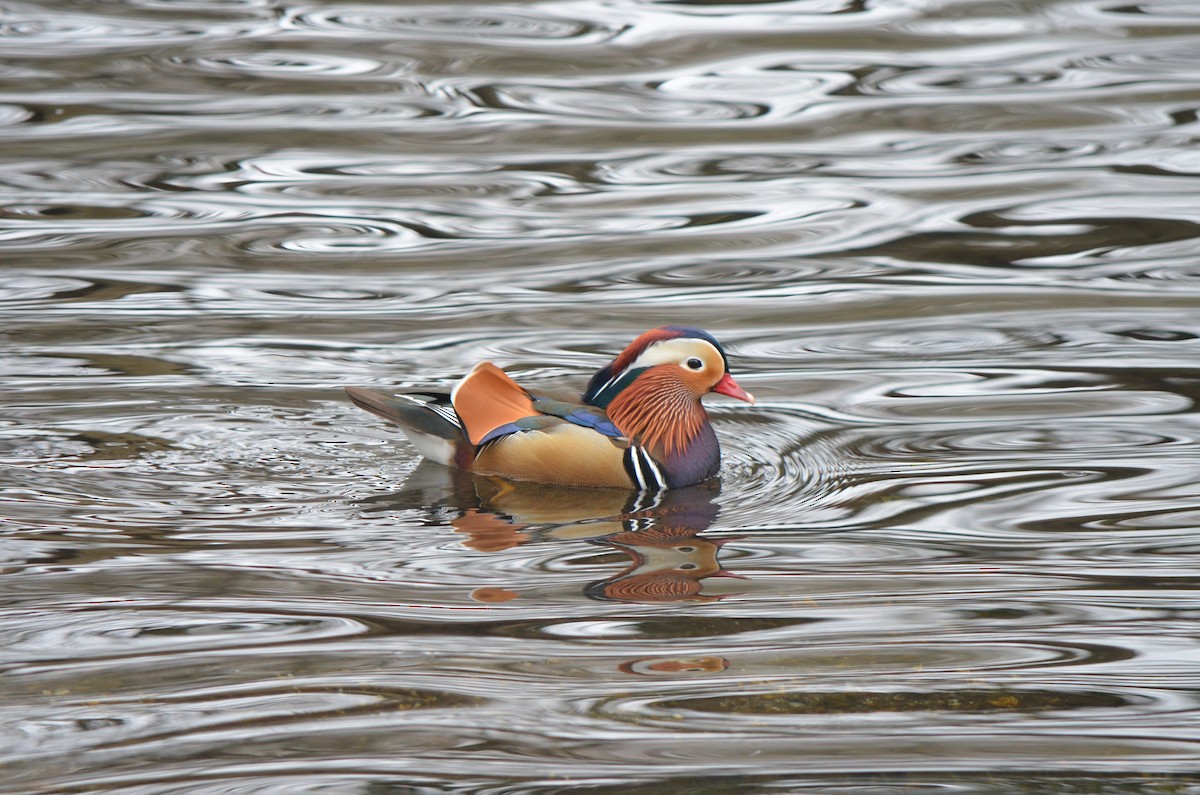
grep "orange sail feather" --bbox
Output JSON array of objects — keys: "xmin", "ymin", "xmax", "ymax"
[{"xmin": 451, "ymin": 362, "xmax": 538, "ymax": 445}]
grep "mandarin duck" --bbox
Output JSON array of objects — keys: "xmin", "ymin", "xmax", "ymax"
[{"xmin": 345, "ymin": 326, "xmax": 754, "ymax": 490}]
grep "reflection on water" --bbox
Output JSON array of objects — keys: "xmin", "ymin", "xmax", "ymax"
[
  {"xmin": 4, "ymin": 0, "xmax": 1200, "ymax": 790},
  {"xmin": 367, "ymin": 466, "xmax": 740, "ymax": 602}
]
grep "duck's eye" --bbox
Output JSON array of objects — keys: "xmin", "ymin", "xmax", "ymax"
[{"xmin": 686, "ymin": 357, "xmax": 703, "ymax": 370}]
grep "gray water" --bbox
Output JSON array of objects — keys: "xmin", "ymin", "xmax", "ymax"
[{"xmin": 4, "ymin": 0, "xmax": 1200, "ymax": 791}]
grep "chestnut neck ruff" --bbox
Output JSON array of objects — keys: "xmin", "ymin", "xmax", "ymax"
[{"xmin": 605, "ymin": 368, "xmax": 708, "ymax": 457}]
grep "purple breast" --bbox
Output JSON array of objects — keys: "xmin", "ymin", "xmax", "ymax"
[{"xmin": 661, "ymin": 423, "xmax": 720, "ymax": 488}]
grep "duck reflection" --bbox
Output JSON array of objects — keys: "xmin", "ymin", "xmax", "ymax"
[
  {"xmin": 579, "ymin": 486, "xmax": 744, "ymax": 604},
  {"xmin": 364, "ymin": 462, "xmax": 744, "ymax": 603}
]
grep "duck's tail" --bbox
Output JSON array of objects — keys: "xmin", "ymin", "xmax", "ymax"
[{"xmin": 344, "ymin": 386, "xmax": 466, "ymax": 467}]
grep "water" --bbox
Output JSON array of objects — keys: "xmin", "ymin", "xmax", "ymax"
[{"xmin": 4, "ymin": 0, "xmax": 1200, "ymax": 791}]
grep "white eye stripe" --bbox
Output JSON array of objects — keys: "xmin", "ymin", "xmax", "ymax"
[
  {"xmin": 629, "ymin": 338, "xmax": 722, "ymax": 370},
  {"xmin": 595, "ymin": 339, "xmax": 715, "ymax": 401}
]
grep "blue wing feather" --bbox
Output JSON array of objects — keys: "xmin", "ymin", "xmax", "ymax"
[
  {"xmin": 533, "ymin": 397, "xmax": 624, "ymax": 438},
  {"xmin": 477, "ymin": 415, "xmax": 555, "ymax": 445},
  {"xmin": 561, "ymin": 409, "xmax": 622, "ymax": 438},
  {"xmin": 476, "ymin": 397, "xmax": 624, "ymax": 446}
]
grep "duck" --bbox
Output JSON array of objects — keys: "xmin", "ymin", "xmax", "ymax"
[{"xmin": 344, "ymin": 326, "xmax": 754, "ymax": 490}]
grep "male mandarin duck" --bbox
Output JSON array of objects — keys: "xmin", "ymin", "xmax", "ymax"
[{"xmin": 345, "ymin": 326, "xmax": 754, "ymax": 490}]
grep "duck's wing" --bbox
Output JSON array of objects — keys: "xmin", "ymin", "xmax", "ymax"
[
  {"xmin": 452, "ymin": 363, "xmax": 627, "ymax": 444},
  {"xmin": 473, "ymin": 421, "xmax": 632, "ymax": 488},
  {"xmin": 448, "ymin": 368, "xmax": 629, "ymax": 487},
  {"xmin": 351, "ymin": 365, "xmax": 637, "ymax": 487},
  {"xmin": 451, "ymin": 362, "xmax": 540, "ymax": 445},
  {"xmin": 531, "ymin": 396, "xmax": 624, "ymax": 439}
]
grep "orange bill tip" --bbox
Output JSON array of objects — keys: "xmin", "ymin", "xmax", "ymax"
[{"xmin": 712, "ymin": 373, "xmax": 755, "ymax": 404}]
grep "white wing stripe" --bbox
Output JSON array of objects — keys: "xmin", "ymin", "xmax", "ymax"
[
  {"xmin": 429, "ymin": 405, "xmax": 461, "ymax": 428},
  {"xmin": 638, "ymin": 447, "xmax": 666, "ymax": 490},
  {"xmin": 391, "ymin": 393, "xmax": 462, "ymax": 428},
  {"xmin": 628, "ymin": 449, "xmax": 648, "ymax": 492}
]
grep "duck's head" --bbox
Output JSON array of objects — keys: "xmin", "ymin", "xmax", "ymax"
[{"xmin": 583, "ymin": 326, "xmax": 754, "ymax": 408}]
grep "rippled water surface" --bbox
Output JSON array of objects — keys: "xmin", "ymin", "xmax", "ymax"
[{"xmin": 5, "ymin": 0, "xmax": 1200, "ymax": 791}]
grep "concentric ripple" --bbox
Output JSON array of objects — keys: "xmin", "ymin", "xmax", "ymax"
[
  {"xmin": 286, "ymin": 5, "xmax": 620, "ymax": 44},
  {"xmin": 172, "ymin": 51, "xmax": 400, "ymax": 80},
  {"xmin": 1, "ymin": 609, "xmax": 370, "ymax": 666},
  {"xmin": 472, "ymin": 82, "xmax": 769, "ymax": 123}
]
